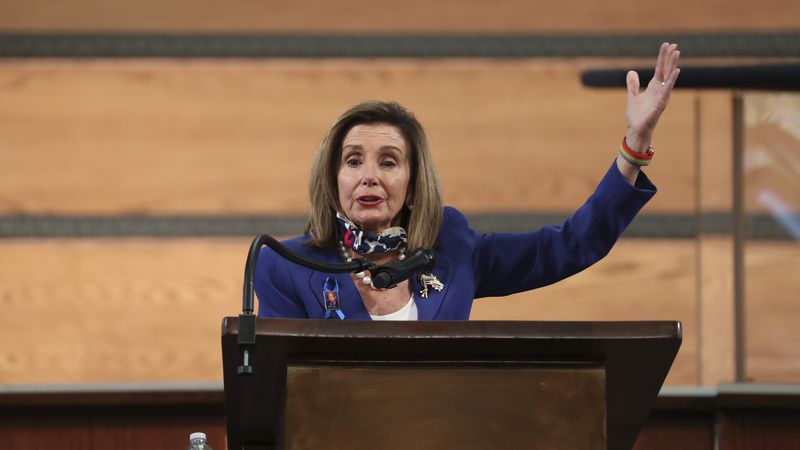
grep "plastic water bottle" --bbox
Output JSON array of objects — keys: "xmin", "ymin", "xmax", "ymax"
[{"xmin": 185, "ymin": 432, "xmax": 213, "ymax": 450}]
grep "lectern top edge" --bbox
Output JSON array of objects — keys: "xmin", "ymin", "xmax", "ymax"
[{"xmin": 222, "ymin": 317, "xmax": 681, "ymax": 341}]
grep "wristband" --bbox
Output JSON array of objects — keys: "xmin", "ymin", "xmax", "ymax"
[{"xmin": 619, "ymin": 136, "xmax": 654, "ymax": 166}]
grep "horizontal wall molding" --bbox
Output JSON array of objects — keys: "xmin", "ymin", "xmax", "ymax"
[
  {"xmin": 0, "ymin": 213, "xmax": 795, "ymax": 240},
  {"xmin": 1, "ymin": 31, "xmax": 799, "ymax": 58},
  {"xmin": 0, "ymin": 215, "xmax": 308, "ymax": 238}
]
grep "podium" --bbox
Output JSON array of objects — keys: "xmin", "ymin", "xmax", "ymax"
[{"xmin": 221, "ymin": 318, "xmax": 681, "ymax": 450}]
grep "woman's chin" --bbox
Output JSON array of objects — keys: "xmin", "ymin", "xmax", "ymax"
[{"xmin": 352, "ymin": 216, "xmax": 392, "ymax": 233}]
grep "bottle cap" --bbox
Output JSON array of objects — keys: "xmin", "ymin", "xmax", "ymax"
[{"xmin": 190, "ymin": 432, "xmax": 206, "ymax": 441}]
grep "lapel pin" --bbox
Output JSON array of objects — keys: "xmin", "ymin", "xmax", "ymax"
[{"xmin": 418, "ymin": 273, "xmax": 444, "ymax": 299}]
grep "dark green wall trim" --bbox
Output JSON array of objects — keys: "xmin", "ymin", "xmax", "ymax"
[
  {"xmin": 0, "ymin": 31, "xmax": 798, "ymax": 58},
  {"xmin": 0, "ymin": 215, "xmax": 308, "ymax": 238},
  {"xmin": 0, "ymin": 213, "xmax": 795, "ymax": 240}
]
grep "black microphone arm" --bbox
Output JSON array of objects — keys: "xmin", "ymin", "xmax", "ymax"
[
  {"xmin": 242, "ymin": 234, "xmax": 376, "ymax": 315},
  {"xmin": 237, "ymin": 233, "xmax": 436, "ymax": 375},
  {"xmin": 237, "ymin": 233, "xmax": 375, "ymax": 375}
]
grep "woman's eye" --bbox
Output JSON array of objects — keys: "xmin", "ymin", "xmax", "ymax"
[
  {"xmin": 381, "ymin": 160, "xmax": 397, "ymax": 168},
  {"xmin": 345, "ymin": 158, "xmax": 361, "ymax": 167}
]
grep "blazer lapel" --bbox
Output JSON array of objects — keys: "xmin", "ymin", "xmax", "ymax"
[{"xmin": 413, "ymin": 253, "xmax": 452, "ymax": 320}]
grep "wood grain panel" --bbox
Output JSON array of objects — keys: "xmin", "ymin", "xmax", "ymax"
[
  {"xmin": 470, "ymin": 238, "xmax": 699, "ymax": 386},
  {"xmin": 286, "ymin": 366, "xmax": 605, "ymax": 450},
  {"xmin": 4, "ymin": 237, "xmax": 794, "ymax": 386},
  {"xmin": 0, "ymin": 404, "xmax": 225, "ymax": 450},
  {"xmin": 743, "ymin": 92, "xmax": 800, "ymax": 214},
  {"xmin": 745, "ymin": 240, "xmax": 800, "ymax": 383},
  {"xmin": 634, "ymin": 412, "xmax": 714, "ymax": 450},
  {"xmin": 0, "ymin": 58, "xmax": 704, "ymax": 215},
  {"xmin": 0, "ymin": 413, "xmax": 92, "ymax": 450},
  {"xmin": 1, "ymin": 0, "xmax": 798, "ymax": 33},
  {"xmin": 719, "ymin": 410, "xmax": 800, "ymax": 450},
  {"xmin": 0, "ymin": 238, "xmax": 247, "ymax": 384},
  {"xmin": 697, "ymin": 91, "xmax": 736, "ymax": 385},
  {"xmin": 0, "ymin": 237, "xmax": 702, "ymax": 386},
  {"xmin": 699, "ymin": 91, "xmax": 734, "ymax": 214},
  {"xmin": 698, "ymin": 236, "xmax": 736, "ymax": 386}
]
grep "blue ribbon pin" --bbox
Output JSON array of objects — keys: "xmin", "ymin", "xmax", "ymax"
[{"xmin": 322, "ymin": 276, "xmax": 345, "ymax": 320}]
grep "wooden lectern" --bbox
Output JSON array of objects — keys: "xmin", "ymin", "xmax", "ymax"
[{"xmin": 221, "ymin": 318, "xmax": 681, "ymax": 450}]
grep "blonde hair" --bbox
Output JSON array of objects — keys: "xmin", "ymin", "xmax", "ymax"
[{"xmin": 306, "ymin": 101, "xmax": 443, "ymax": 251}]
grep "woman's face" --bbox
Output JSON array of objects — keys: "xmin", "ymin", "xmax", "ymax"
[{"xmin": 337, "ymin": 123, "xmax": 412, "ymax": 234}]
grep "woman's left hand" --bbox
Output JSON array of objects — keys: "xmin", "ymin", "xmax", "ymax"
[{"xmin": 624, "ymin": 42, "xmax": 681, "ymax": 152}]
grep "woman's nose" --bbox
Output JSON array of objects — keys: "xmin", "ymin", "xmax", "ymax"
[
  {"xmin": 361, "ymin": 163, "xmax": 379, "ymax": 185},
  {"xmin": 361, "ymin": 174, "xmax": 378, "ymax": 186}
]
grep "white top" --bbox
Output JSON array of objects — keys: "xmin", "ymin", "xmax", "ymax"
[
  {"xmin": 189, "ymin": 432, "xmax": 206, "ymax": 441},
  {"xmin": 370, "ymin": 295, "xmax": 418, "ymax": 321}
]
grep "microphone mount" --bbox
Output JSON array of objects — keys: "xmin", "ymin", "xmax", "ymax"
[
  {"xmin": 370, "ymin": 248, "xmax": 436, "ymax": 289},
  {"xmin": 238, "ymin": 233, "xmax": 435, "ymax": 375}
]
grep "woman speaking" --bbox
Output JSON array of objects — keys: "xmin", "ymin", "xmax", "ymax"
[{"xmin": 255, "ymin": 43, "xmax": 681, "ymax": 320}]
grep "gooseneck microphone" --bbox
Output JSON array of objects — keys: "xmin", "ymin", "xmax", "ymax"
[
  {"xmin": 371, "ymin": 247, "xmax": 436, "ymax": 289},
  {"xmin": 238, "ymin": 233, "xmax": 379, "ymax": 375},
  {"xmin": 238, "ymin": 235, "xmax": 438, "ymax": 374},
  {"xmin": 242, "ymin": 234, "xmax": 376, "ymax": 316}
]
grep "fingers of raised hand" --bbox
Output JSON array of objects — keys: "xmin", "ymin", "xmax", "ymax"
[
  {"xmin": 626, "ymin": 70, "xmax": 640, "ymax": 99},
  {"xmin": 652, "ymin": 42, "xmax": 681, "ymax": 89}
]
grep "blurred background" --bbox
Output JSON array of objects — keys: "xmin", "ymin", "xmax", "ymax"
[{"xmin": 1, "ymin": 0, "xmax": 799, "ymax": 393}]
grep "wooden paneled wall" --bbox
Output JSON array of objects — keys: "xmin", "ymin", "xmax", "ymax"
[
  {"xmin": 2, "ymin": 57, "xmax": 794, "ymax": 386},
  {"xmin": 0, "ymin": 238, "xmax": 695, "ymax": 385},
  {"xmin": 1, "ymin": 0, "xmax": 798, "ymax": 388}
]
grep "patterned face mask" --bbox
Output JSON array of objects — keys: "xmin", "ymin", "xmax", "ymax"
[{"xmin": 336, "ymin": 211, "xmax": 407, "ymax": 255}]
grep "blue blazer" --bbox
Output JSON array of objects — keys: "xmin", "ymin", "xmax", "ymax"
[{"xmin": 255, "ymin": 163, "xmax": 656, "ymax": 320}]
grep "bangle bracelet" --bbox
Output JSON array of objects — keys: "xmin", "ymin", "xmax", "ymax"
[{"xmin": 619, "ymin": 136, "xmax": 654, "ymax": 166}]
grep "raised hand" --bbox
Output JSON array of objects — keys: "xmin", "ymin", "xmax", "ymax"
[{"xmin": 624, "ymin": 42, "xmax": 681, "ymax": 152}]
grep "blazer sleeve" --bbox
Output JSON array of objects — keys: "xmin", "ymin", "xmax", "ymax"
[
  {"xmin": 254, "ymin": 246, "xmax": 309, "ymax": 318},
  {"xmin": 473, "ymin": 162, "xmax": 656, "ymax": 298}
]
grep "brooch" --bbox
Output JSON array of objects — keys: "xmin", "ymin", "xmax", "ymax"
[{"xmin": 418, "ymin": 273, "xmax": 444, "ymax": 298}]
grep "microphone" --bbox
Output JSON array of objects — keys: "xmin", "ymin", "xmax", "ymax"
[{"xmin": 371, "ymin": 248, "xmax": 436, "ymax": 289}]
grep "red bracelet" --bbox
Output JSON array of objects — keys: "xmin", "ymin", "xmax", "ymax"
[{"xmin": 619, "ymin": 136, "xmax": 654, "ymax": 166}]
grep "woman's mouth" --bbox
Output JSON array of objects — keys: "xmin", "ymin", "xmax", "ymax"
[{"xmin": 356, "ymin": 195, "xmax": 383, "ymax": 206}]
